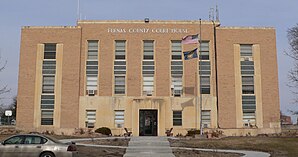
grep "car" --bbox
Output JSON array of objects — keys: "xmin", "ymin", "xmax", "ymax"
[{"xmin": 0, "ymin": 134, "xmax": 78, "ymax": 157}]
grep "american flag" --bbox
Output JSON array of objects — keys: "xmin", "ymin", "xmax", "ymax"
[{"xmin": 182, "ymin": 34, "xmax": 199, "ymax": 44}]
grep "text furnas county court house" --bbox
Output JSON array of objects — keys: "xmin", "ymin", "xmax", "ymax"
[{"xmin": 17, "ymin": 19, "xmax": 280, "ymax": 136}]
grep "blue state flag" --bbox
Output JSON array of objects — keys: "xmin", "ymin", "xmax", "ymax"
[{"xmin": 183, "ymin": 48, "xmax": 198, "ymax": 60}]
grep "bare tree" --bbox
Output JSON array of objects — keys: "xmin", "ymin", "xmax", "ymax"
[
  {"xmin": 0, "ymin": 53, "xmax": 10, "ymax": 119},
  {"xmin": 287, "ymin": 24, "xmax": 298, "ymax": 103},
  {"xmin": 0, "ymin": 96, "xmax": 16, "ymax": 121},
  {"xmin": 0, "ymin": 53, "xmax": 10, "ymax": 96}
]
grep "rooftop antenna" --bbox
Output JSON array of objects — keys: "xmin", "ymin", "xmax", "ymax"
[
  {"xmin": 77, "ymin": 0, "xmax": 80, "ymax": 20},
  {"xmin": 216, "ymin": 4, "xmax": 220, "ymax": 22},
  {"xmin": 209, "ymin": 8, "xmax": 214, "ymax": 21}
]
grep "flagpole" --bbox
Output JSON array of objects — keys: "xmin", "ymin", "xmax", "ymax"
[{"xmin": 199, "ymin": 19, "xmax": 203, "ymax": 136}]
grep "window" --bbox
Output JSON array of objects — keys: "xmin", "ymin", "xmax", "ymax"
[
  {"xmin": 115, "ymin": 76, "xmax": 125, "ymax": 94},
  {"xmin": 114, "ymin": 41, "xmax": 126, "ymax": 95},
  {"xmin": 171, "ymin": 41, "xmax": 183, "ymax": 97},
  {"xmin": 171, "ymin": 61, "xmax": 183, "ymax": 75},
  {"xmin": 42, "ymin": 76, "xmax": 55, "ymax": 93},
  {"xmin": 115, "ymin": 41, "xmax": 126, "ymax": 60},
  {"xmin": 114, "ymin": 41, "xmax": 126, "ymax": 75},
  {"xmin": 240, "ymin": 44, "xmax": 253, "ymax": 57},
  {"xmin": 173, "ymin": 111, "xmax": 182, "ymax": 126},
  {"xmin": 114, "ymin": 61, "xmax": 126, "ymax": 75},
  {"xmin": 202, "ymin": 110, "xmax": 211, "ymax": 128},
  {"xmin": 241, "ymin": 61, "xmax": 254, "ymax": 75},
  {"xmin": 200, "ymin": 76, "xmax": 210, "ymax": 94},
  {"xmin": 41, "ymin": 110, "xmax": 54, "ymax": 125},
  {"xmin": 86, "ymin": 75, "xmax": 98, "ymax": 90},
  {"xmin": 115, "ymin": 110, "xmax": 124, "ymax": 128},
  {"xmin": 41, "ymin": 95, "xmax": 54, "ymax": 109},
  {"xmin": 24, "ymin": 136, "xmax": 45, "ymax": 144},
  {"xmin": 143, "ymin": 76, "xmax": 154, "ymax": 96},
  {"xmin": 242, "ymin": 95, "xmax": 256, "ymax": 110},
  {"xmin": 4, "ymin": 136, "xmax": 24, "ymax": 145},
  {"xmin": 171, "ymin": 76, "xmax": 182, "ymax": 96},
  {"xmin": 41, "ymin": 44, "xmax": 56, "ymax": 126},
  {"xmin": 142, "ymin": 61, "xmax": 155, "ymax": 75},
  {"xmin": 143, "ymin": 40, "xmax": 154, "ymax": 60},
  {"xmin": 243, "ymin": 111, "xmax": 256, "ymax": 126},
  {"xmin": 199, "ymin": 62, "xmax": 211, "ymax": 94},
  {"xmin": 199, "ymin": 61, "xmax": 211, "ymax": 75},
  {"xmin": 87, "ymin": 41, "xmax": 98, "ymax": 60},
  {"xmin": 240, "ymin": 44, "xmax": 256, "ymax": 125},
  {"xmin": 198, "ymin": 41, "xmax": 211, "ymax": 95},
  {"xmin": 42, "ymin": 61, "xmax": 56, "ymax": 74},
  {"xmin": 171, "ymin": 41, "xmax": 182, "ymax": 60},
  {"xmin": 85, "ymin": 110, "xmax": 96, "ymax": 128},
  {"xmin": 143, "ymin": 41, "xmax": 155, "ymax": 75},
  {"xmin": 199, "ymin": 41, "xmax": 209, "ymax": 60},
  {"xmin": 86, "ymin": 41, "xmax": 99, "ymax": 94},
  {"xmin": 44, "ymin": 44, "xmax": 56, "ymax": 59},
  {"xmin": 143, "ymin": 41, "xmax": 154, "ymax": 96},
  {"xmin": 242, "ymin": 76, "xmax": 254, "ymax": 94}
]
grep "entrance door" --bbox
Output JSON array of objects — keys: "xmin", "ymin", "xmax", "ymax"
[{"xmin": 139, "ymin": 110, "xmax": 158, "ymax": 136}]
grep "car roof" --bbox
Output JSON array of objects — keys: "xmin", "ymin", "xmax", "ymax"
[{"xmin": 3, "ymin": 134, "xmax": 64, "ymax": 144}]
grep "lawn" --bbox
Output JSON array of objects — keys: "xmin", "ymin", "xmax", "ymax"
[
  {"xmin": 170, "ymin": 136, "xmax": 298, "ymax": 157},
  {"xmin": 1, "ymin": 130, "xmax": 298, "ymax": 157}
]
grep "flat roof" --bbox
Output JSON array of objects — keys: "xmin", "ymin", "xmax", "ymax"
[
  {"xmin": 21, "ymin": 20, "xmax": 274, "ymax": 30},
  {"xmin": 77, "ymin": 20, "xmax": 220, "ymax": 25}
]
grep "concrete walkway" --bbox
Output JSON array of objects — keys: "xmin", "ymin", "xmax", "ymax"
[
  {"xmin": 124, "ymin": 136, "xmax": 175, "ymax": 157},
  {"xmin": 60, "ymin": 137, "xmax": 270, "ymax": 157}
]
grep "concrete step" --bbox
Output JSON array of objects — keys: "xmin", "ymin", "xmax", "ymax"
[
  {"xmin": 128, "ymin": 141, "xmax": 170, "ymax": 146},
  {"xmin": 124, "ymin": 152, "xmax": 175, "ymax": 157},
  {"xmin": 124, "ymin": 137, "xmax": 175, "ymax": 157},
  {"xmin": 126, "ymin": 147, "xmax": 173, "ymax": 153}
]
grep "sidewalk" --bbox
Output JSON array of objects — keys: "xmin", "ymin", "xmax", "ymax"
[
  {"xmin": 124, "ymin": 136, "xmax": 175, "ymax": 157},
  {"xmin": 60, "ymin": 137, "xmax": 270, "ymax": 157}
]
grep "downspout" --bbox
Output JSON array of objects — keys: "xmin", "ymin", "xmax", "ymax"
[{"xmin": 213, "ymin": 21, "xmax": 220, "ymax": 128}]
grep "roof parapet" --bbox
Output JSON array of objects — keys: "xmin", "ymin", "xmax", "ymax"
[
  {"xmin": 218, "ymin": 26, "xmax": 275, "ymax": 30},
  {"xmin": 77, "ymin": 20, "xmax": 220, "ymax": 25},
  {"xmin": 22, "ymin": 26, "xmax": 80, "ymax": 29}
]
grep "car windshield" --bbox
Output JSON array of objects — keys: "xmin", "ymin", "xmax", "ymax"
[{"xmin": 43, "ymin": 135, "xmax": 63, "ymax": 144}]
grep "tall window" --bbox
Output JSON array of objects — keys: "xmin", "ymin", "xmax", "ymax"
[
  {"xmin": 115, "ymin": 110, "xmax": 124, "ymax": 128},
  {"xmin": 114, "ymin": 41, "xmax": 126, "ymax": 94},
  {"xmin": 240, "ymin": 44, "xmax": 256, "ymax": 126},
  {"xmin": 85, "ymin": 110, "xmax": 96, "ymax": 128},
  {"xmin": 200, "ymin": 76, "xmax": 210, "ymax": 94},
  {"xmin": 199, "ymin": 41, "xmax": 210, "ymax": 94},
  {"xmin": 171, "ymin": 41, "xmax": 183, "ymax": 96},
  {"xmin": 202, "ymin": 110, "xmax": 211, "ymax": 128},
  {"xmin": 86, "ymin": 41, "xmax": 98, "ymax": 96},
  {"xmin": 143, "ymin": 40, "xmax": 154, "ymax": 96},
  {"xmin": 41, "ymin": 43, "xmax": 56, "ymax": 125},
  {"xmin": 115, "ymin": 76, "xmax": 125, "ymax": 94},
  {"xmin": 242, "ymin": 76, "xmax": 254, "ymax": 94},
  {"xmin": 173, "ymin": 111, "xmax": 182, "ymax": 126},
  {"xmin": 42, "ymin": 76, "xmax": 55, "ymax": 93}
]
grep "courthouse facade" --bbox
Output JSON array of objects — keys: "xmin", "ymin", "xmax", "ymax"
[{"xmin": 16, "ymin": 20, "xmax": 281, "ymax": 136}]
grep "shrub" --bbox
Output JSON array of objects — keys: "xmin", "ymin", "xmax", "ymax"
[
  {"xmin": 186, "ymin": 129, "xmax": 200, "ymax": 136},
  {"xmin": 210, "ymin": 129, "xmax": 224, "ymax": 138},
  {"xmin": 95, "ymin": 127, "xmax": 112, "ymax": 136}
]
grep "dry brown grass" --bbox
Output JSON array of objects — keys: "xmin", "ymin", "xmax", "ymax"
[{"xmin": 170, "ymin": 136, "xmax": 298, "ymax": 157}]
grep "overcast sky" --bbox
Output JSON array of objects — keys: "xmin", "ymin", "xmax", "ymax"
[{"xmin": 0, "ymin": 0, "xmax": 298, "ymax": 122}]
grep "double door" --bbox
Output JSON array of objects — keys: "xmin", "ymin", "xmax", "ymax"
[{"xmin": 139, "ymin": 110, "xmax": 158, "ymax": 136}]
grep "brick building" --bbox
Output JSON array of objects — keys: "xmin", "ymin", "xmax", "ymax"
[{"xmin": 17, "ymin": 20, "xmax": 281, "ymax": 136}]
